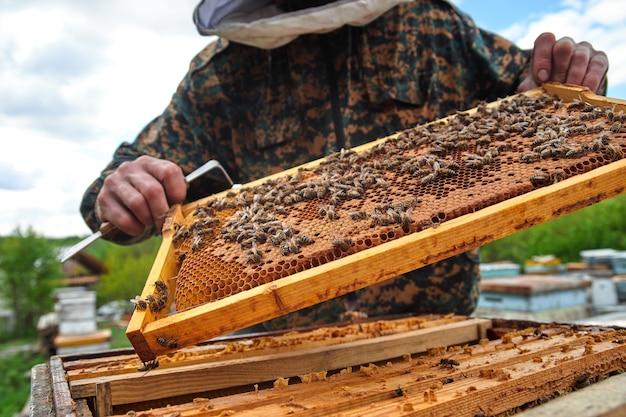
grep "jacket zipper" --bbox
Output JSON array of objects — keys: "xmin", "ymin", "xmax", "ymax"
[{"xmin": 320, "ymin": 35, "xmax": 346, "ymax": 151}]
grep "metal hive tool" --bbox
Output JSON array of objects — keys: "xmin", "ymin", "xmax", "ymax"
[{"xmin": 126, "ymin": 83, "xmax": 626, "ymax": 363}]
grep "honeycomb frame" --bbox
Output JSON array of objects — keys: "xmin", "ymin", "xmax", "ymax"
[{"xmin": 127, "ymin": 83, "xmax": 626, "ymax": 362}]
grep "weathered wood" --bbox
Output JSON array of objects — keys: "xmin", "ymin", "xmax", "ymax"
[
  {"xmin": 94, "ymin": 382, "xmax": 112, "ymax": 417},
  {"xmin": 30, "ymin": 364, "xmax": 54, "ymax": 417},
  {"xmin": 515, "ymin": 370, "xmax": 626, "ymax": 417},
  {"xmin": 71, "ymin": 317, "xmax": 491, "ymax": 406},
  {"xmin": 49, "ymin": 356, "xmax": 78, "ymax": 417},
  {"xmin": 105, "ymin": 323, "xmax": 626, "ymax": 417}
]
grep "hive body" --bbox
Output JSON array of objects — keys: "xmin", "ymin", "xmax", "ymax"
[{"xmin": 172, "ymin": 92, "xmax": 626, "ymax": 311}]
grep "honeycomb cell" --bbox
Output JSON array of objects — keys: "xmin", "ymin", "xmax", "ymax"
[{"xmin": 172, "ymin": 92, "xmax": 626, "ymax": 311}]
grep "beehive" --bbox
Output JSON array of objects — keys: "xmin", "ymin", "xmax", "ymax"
[
  {"xmin": 127, "ymin": 83, "xmax": 626, "ymax": 362},
  {"xmin": 36, "ymin": 317, "xmax": 626, "ymax": 417}
]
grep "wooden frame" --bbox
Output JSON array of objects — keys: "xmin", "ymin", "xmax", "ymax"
[
  {"xmin": 127, "ymin": 83, "xmax": 626, "ymax": 362},
  {"xmin": 32, "ymin": 318, "xmax": 626, "ymax": 416}
]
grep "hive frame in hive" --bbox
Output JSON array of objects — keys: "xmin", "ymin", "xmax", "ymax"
[{"xmin": 127, "ymin": 83, "xmax": 626, "ymax": 362}]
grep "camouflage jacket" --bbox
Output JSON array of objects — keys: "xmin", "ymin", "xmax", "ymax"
[{"xmin": 81, "ymin": 0, "xmax": 531, "ymax": 243}]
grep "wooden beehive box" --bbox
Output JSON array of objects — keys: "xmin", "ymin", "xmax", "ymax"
[
  {"xmin": 31, "ymin": 316, "xmax": 626, "ymax": 416},
  {"xmin": 125, "ymin": 83, "xmax": 626, "ymax": 363}
]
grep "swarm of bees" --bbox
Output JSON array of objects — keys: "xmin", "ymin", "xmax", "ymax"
[{"xmin": 169, "ymin": 91, "xmax": 626, "ymax": 309}]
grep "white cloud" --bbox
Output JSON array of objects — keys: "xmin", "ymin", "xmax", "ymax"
[
  {"xmin": 0, "ymin": 0, "xmax": 210, "ymax": 237},
  {"xmin": 1, "ymin": 0, "xmax": 625, "ymax": 238},
  {"xmin": 501, "ymin": 0, "xmax": 626, "ymax": 95}
]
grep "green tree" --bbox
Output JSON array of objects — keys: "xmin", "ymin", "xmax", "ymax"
[
  {"xmin": 0, "ymin": 227, "xmax": 63, "ymax": 339},
  {"xmin": 96, "ymin": 237, "xmax": 161, "ymax": 305}
]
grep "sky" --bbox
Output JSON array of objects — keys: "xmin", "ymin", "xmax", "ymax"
[{"xmin": 1, "ymin": 0, "xmax": 625, "ymax": 239}]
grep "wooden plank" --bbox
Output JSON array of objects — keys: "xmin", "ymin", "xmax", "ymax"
[
  {"xmin": 70, "ymin": 318, "xmax": 491, "ymax": 406},
  {"xmin": 105, "ymin": 323, "xmax": 626, "ymax": 417},
  {"xmin": 543, "ymin": 82, "xmax": 626, "ymax": 112},
  {"xmin": 133, "ymin": 158, "xmax": 626, "ymax": 360},
  {"xmin": 95, "ymin": 382, "xmax": 112, "ymax": 417},
  {"xmin": 54, "ymin": 329, "xmax": 112, "ymax": 348},
  {"xmin": 50, "ymin": 356, "xmax": 78, "ymax": 417},
  {"xmin": 125, "ymin": 205, "xmax": 183, "ymax": 362},
  {"xmin": 30, "ymin": 364, "xmax": 55, "ymax": 417},
  {"xmin": 68, "ymin": 316, "xmax": 475, "ymax": 383},
  {"xmin": 515, "ymin": 370, "xmax": 626, "ymax": 417}
]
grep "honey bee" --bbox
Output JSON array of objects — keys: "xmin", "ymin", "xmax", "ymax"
[
  {"xmin": 439, "ymin": 358, "xmax": 460, "ymax": 369},
  {"xmin": 130, "ymin": 295, "xmax": 147, "ymax": 311},
  {"xmin": 586, "ymin": 124, "xmax": 605, "ymax": 134},
  {"xmin": 610, "ymin": 121, "xmax": 623, "ymax": 133},
  {"xmin": 346, "ymin": 188, "xmax": 363, "ymax": 199},
  {"xmin": 172, "ymin": 225, "xmax": 190, "ymax": 243},
  {"xmin": 137, "ymin": 359, "xmax": 159, "ymax": 372},
  {"xmin": 399, "ymin": 208, "xmax": 414, "ymax": 226},
  {"xmin": 245, "ymin": 244, "xmax": 264, "ymax": 264},
  {"xmin": 420, "ymin": 172, "xmax": 437, "ymax": 185},
  {"xmin": 191, "ymin": 235, "xmax": 204, "ymax": 252},
  {"xmin": 319, "ymin": 204, "xmax": 339, "ymax": 220},
  {"xmin": 530, "ymin": 171, "xmax": 552, "ymax": 187},
  {"xmin": 280, "ymin": 238, "xmax": 301, "ymax": 255},
  {"xmin": 154, "ymin": 281, "xmax": 169, "ymax": 301},
  {"xmin": 567, "ymin": 99, "xmax": 585, "ymax": 109},
  {"xmin": 519, "ymin": 152, "xmax": 540, "ymax": 163},
  {"xmin": 156, "ymin": 336, "xmax": 179, "ymax": 349},
  {"xmin": 295, "ymin": 235, "xmax": 315, "ymax": 245},
  {"xmin": 604, "ymin": 144, "xmax": 623, "ymax": 160},
  {"xmin": 332, "ymin": 237, "xmax": 353, "ymax": 251},
  {"xmin": 348, "ymin": 210, "xmax": 368, "ymax": 220},
  {"xmin": 146, "ymin": 294, "xmax": 166, "ymax": 312}
]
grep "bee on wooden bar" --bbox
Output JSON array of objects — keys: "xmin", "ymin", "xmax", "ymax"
[
  {"xmin": 172, "ymin": 225, "xmax": 190, "ymax": 243},
  {"xmin": 137, "ymin": 359, "xmax": 159, "ymax": 372},
  {"xmin": 439, "ymin": 358, "xmax": 460, "ymax": 369},
  {"xmin": 156, "ymin": 336, "xmax": 179, "ymax": 349},
  {"xmin": 130, "ymin": 296, "xmax": 147, "ymax": 311},
  {"xmin": 146, "ymin": 294, "xmax": 166, "ymax": 312},
  {"xmin": 567, "ymin": 99, "xmax": 586, "ymax": 109},
  {"xmin": 154, "ymin": 280, "xmax": 169, "ymax": 303}
]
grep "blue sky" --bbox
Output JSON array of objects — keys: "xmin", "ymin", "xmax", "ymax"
[
  {"xmin": 456, "ymin": 1, "xmax": 565, "ymax": 33},
  {"xmin": 1, "ymin": 0, "xmax": 625, "ymax": 237}
]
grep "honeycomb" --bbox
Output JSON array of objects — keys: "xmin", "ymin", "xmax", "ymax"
[{"xmin": 172, "ymin": 92, "xmax": 626, "ymax": 311}]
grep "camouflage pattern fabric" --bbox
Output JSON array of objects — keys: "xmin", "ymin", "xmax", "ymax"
[{"xmin": 81, "ymin": 0, "xmax": 532, "ymax": 328}]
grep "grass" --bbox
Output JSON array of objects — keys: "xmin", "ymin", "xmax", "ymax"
[
  {"xmin": 0, "ymin": 347, "xmax": 46, "ymax": 417},
  {"xmin": 0, "ymin": 322, "xmax": 131, "ymax": 417},
  {"xmin": 106, "ymin": 321, "xmax": 133, "ymax": 349}
]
